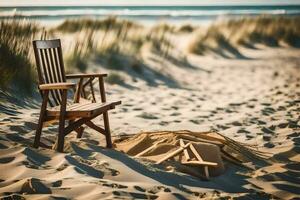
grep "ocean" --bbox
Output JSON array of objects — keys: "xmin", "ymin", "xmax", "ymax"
[{"xmin": 1, "ymin": 5, "xmax": 300, "ymax": 26}]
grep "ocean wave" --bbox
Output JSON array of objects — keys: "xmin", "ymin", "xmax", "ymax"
[{"xmin": 0, "ymin": 8, "xmax": 299, "ymax": 18}]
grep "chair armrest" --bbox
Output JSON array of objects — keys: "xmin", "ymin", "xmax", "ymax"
[
  {"xmin": 66, "ymin": 73, "xmax": 108, "ymax": 79},
  {"xmin": 39, "ymin": 82, "xmax": 76, "ymax": 90}
]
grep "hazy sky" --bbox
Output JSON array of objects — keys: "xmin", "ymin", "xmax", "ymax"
[{"xmin": 1, "ymin": 0, "xmax": 300, "ymax": 6}]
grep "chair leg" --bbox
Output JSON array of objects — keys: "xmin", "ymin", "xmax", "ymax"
[
  {"xmin": 76, "ymin": 126, "xmax": 85, "ymax": 138},
  {"xmin": 33, "ymin": 90, "xmax": 49, "ymax": 149},
  {"xmin": 69, "ymin": 120, "xmax": 84, "ymax": 138},
  {"xmin": 56, "ymin": 90, "xmax": 67, "ymax": 152},
  {"xmin": 33, "ymin": 116, "xmax": 44, "ymax": 148},
  {"xmin": 103, "ymin": 112, "xmax": 112, "ymax": 148},
  {"xmin": 56, "ymin": 119, "xmax": 66, "ymax": 152}
]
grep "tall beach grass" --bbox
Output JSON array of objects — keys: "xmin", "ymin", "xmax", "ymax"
[
  {"xmin": 1, "ymin": 15, "xmax": 299, "ymax": 93},
  {"xmin": 0, "ymin": 19, "xmax": 38, "ymax": 93},
  {"xmin": 189, "ymin": 16, "xmax": 300, "ymax": 57}
]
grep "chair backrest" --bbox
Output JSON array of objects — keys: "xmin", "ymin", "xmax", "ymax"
[{"xmin": 32, "ymin": 39, "xmax": 66, "ymax": 107}]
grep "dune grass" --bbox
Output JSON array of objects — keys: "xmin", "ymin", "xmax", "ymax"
[
  {"xmin": 91, "ymin": 21, "xmax": 174, "ymax": 75},
  {"xmin": 190, "ymin": 26, "xmax": 244, "ymax": 58},
  {"xmin": 2, "ymin": 15, "xmax": 299, "ymax": 92},
  {"xmin": 0, "ymin": 17, "xmax": 179, "ymax": 91},
  {"xmin": 0, "ymin": 19, "xmax": 38, "ymax": 93},
  {"xmin": 106, "ymin": 72, "xmax": 125, "ymax": 85},
  {"xmin": 65, "ymin": 30, "xmax": 96, "ymax": 73},
  {"xmin": 231, "ymin": 16, "xmax": 300, "ymax": 47},
  {"xmin": 190, "ymin": 16, "xmax": 300, "ymax": 57},
  {"xmin": 55, "ymin": 17, "xmax": 140, "ymax": 33},
  {"xmin": 177, "ymin": 24, "xmax": 195, "ymax": 33}
]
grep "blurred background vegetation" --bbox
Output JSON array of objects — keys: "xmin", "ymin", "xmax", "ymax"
[{"xmin": 0, "ymin": 16, "xmax": 299, "ymax": 95}]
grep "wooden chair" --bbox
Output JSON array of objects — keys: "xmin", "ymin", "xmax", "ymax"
[{"xmin": 32, "ymin": 39, "xmax": 121, "ymax": 152}]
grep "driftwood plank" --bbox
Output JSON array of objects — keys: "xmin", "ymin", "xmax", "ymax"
[
  {"xmin": 156, "ymin": 142, "xmax": 191, "ymax": 164},
  {"xmin": 135, "ymin": 139, "xmax": 168, "ymax": 158},
  {"xmin": 182, "ymin": 160, "xmax": 217, "ymax": 167},
  {"xmin": 180, "ymin": 139, "xmax": 191, "ymax": 161},
  {"xmin": 189, "ymin": 144, "xmax": 210, "ymax": 179}
]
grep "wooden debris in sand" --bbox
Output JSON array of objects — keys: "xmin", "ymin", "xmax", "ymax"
[
  {"xmin": 155, "ymin": 138, "xmax": 218, "ymax": 179},
  {"xmin": 114, "ymin": 130, "xmax": 271, "ymax": 179},
  {"xmin": 156, "ymin": 141, "xmax": 191, "ymax": 164},
  {"xmin": 135, "ymin": 138, "xmax": 168, "ymax": 157}
]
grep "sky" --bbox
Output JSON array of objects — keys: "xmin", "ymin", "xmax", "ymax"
[{"xmin": 1, "ymin": 0, "xmax": 300, "ymax": 6}]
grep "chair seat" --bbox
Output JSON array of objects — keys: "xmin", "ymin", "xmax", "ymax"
[{"xmin": 47, "ymin": 101, "xmax": 121, "ymax": 118}]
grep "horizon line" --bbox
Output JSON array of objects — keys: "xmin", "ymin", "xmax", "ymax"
[{"xmin": 1, "ymin": 4, "xmax": 300, "ymax": 7}]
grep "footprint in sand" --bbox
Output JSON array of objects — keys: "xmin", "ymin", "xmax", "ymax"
[
  {"xmin": 261, "ymin": 127, "xmax": 275, "ymax": 134},
  {"xmin": 10, "ymin": 126, "xmax": 26, "ymax": 133},
  {"xmin": 132, "ymin": 107, "xmax": 143, "ymax": 111},
  {"xmin": 264, "ymin": 142, "xmax": 275, "ymax": 148},
  {"xmin": 134, "ymin": 185, "xmax": 146, "ymax": 192},
  {"xmin": 123, "ymin": 103, "xmax": 134, "ymax": 107},
  {"xmin": 22, "ymin": 160, "xmax": 40, "ymax": 169},
  {"xmin": 147, "ymin": 185, "xmax": 171, "ymax": 194},
  {"xmin": 67, "ymin": 155, "xmax": 120, "ymax": 177},
  {"xmin": 237, "ymin": 129, "xmax": 250, "ymax": 134},
  {"xmin": 159, "ymin": 121, "xmax": 169, "ymax": 126},
  {"xmin": 20, "ymin": 178, "xmax": 51, "ymax": 194},
  {"xmin": 103, "ymin": 183, "xmax": 128, "ymax": 189},
  {"xmin": 263, "ymin": 134, "xmax": 272, "ymax": 141},
  {"xmin": 231, "ymin": 121, "xmax": 243, "ymax": 126},
  {"xmin": 113, "ymin": 190, "xmax": 158, "ymax": 199},
  {"xmin": 52, "ymin": 180, "xmax": 62, "ymax": 187},
  {"xmin": 278, "ymin": 122, "xmax": 289, "ymax": 128},
  {"xmin": 284, "ymin": 163, "xmax": 300, "ymax": 171},
  {"xmin": 24, "ymin": 121, "xmax": 37, "ymax": 130},
  {"xmin": 257, "ymin": 120, "xmax": 267, "ymax": 125},
  {"xmin": 137, "ymin": 112, "xmax": 159, "ymax": 120},
  {"xmin": 6, "ymin": 134, "xmax": 31, "ymax": 145},
  {"xmin": 287, "ymin": 132, "xmax": 300, "ymax": 138},
  {"xmin": 1, "ymin": 194, "xmax": 26, "ymax": 199},
  {"xmin": 1, "ymin": 118, "xmax": 11, "ymax": 122},
  {"xmin": 171, "ymin": 106, "xmax": 179, "ymax": 110},
  {"xmin": 216, "ymin": 124, "xmax": 230, "ymax": 130},
  {"xmin": 247, "ymin": 104, "xmax": 255, "ymax": 109},
  {"xmin": 122, "ymin": 108, "xmax": 128, "ymax": 112},
  {"xmin": 189, "ymin": 119, "xmax": 202, "ymax": 124},
  {"xmin": 246, "ymin": 134, "xmax": 254, "ymax": 139},
  {"xmin": 170, "ymin": 112, "xmax": 180, "ymax": 116},
  {"xmin": 66, "ymin": 156, "xmax": 104, "ymax": 178},
  {"xmin": 261, "ymin": 107, "xmax": 276, "ymax": 116},
  {"xmin": 57, "ymin": 163, "xmax": 69, "ymax": 171},
  {"xmin": 0, "ymin": 157, "xmax": 15, "ymax": 163},
  {"xmin": 273, "ymin": 183, "xmax": 300, "ymax": 195},
  {"xmin": 287, "ymin": 120, "xmax": 300, "ymax": 129},
  {"xmin": 98, "ymin": 162, "xmax": 120, "ymax": 176}
]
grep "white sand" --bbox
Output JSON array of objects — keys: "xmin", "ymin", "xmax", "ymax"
[{"xmin": 0, "ymin": 40, "xmax": 300, "ymax": 199}]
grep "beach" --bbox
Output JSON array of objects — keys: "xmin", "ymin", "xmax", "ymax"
[{"xmin": 0, "ymin": 10, "xmax": 300, "ymax": 200}]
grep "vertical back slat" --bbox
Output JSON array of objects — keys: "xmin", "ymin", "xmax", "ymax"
[
  {"xmin": 33, "ymin": 42, "xmax": 44, "ymax": 84},
  {"xmin": 49, "ymin": 48, "xmax": 62, "ymax": 103},
  {"xmin": 53, "ymin": 48, "xmax": 64, "ymax": 82},
  {"xmin": 57, "ymin": 43, "xmax": 66, "ymax": 82},
  {"xmin": 39, "ymin": 49, "xmax": 56, "ymax": 107},
  {"xmin": 44, "ymin": 49, "xmax": 58, "ymax": 106},
  {"xmin": 45, "ymin": 48, "xmax": 61, "ymax": 105},
  {"xmin": 53, "ymin": 47, "xmax": 65, "ymax": 100},
  {"xmin": 32, "ymin": 39, "xmax": 67, "ymax": 107}
]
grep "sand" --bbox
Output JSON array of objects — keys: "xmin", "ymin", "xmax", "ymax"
[{"xmin": 0, "ymin": 40, "xmax": 300, "ymax": 199}]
